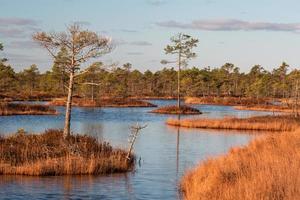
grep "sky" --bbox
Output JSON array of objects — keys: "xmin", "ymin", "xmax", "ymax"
[{"xmin": 1, "ymin": 0, "xmax": 300, "ymax": 72}]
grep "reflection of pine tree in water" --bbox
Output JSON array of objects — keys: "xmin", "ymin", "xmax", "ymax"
[
  {"xmin": 82, "ymin": 123, "xmax": 104, "ymax": 142},
  {"xmin": 176, "ymin": 114, "xmax": 181, "ymax": 176}
]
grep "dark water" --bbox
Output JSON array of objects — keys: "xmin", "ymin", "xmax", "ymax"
[{"xmin": 0, "ymin": 100, "xmax": 271, "ymax": 199}]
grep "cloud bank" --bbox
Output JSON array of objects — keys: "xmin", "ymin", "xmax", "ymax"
[
  {"xmin": 156, "ymin": 19, "xmax": 300, "ymax": 32},
  {"xmin": 129, "ymin": 41, "xmax": 152, "ymax": 46},
  {"xmin": 0, "ymin": 17, "xmax": 40, "ymax": 38},
  {"xmin": 0, "ymin": 18, "xmax": 38, "ymax": 26},
  {"xmin": 147, "ymin": 0, "xmax": 166, "ymax": 6}
]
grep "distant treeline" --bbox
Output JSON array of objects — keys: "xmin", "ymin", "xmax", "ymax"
[{"xmin": 1, "ymin": 60, "xmax": 299, "ymax": 100}]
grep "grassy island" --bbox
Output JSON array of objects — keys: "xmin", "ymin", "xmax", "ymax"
[
  {"xmin": 150, "ymin": 105, "xmax": 202, "ymax": 115},
  {"xmin": 49, "ymin": 97, "xmax": 157, "ymax": 108},
  {"xmin": 0, "ymin": 129, "xmax": 134, "ymax": 175},
  {"xmin": 0, "ymin": 102, "xmax": 57, "ymax": 116},
  {"xmin": 234, "ymin": 105, "xmax": 294, "ymax": 112},
  {"xmin": 166, "ymin": 115, "xmax": 300, "ymax": 132},
  {"xmin": 184, "ymin": 96, "xmax": 268, "ymax": 106}
]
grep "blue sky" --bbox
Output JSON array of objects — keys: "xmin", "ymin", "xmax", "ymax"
[{"xmin": 1, "ymin": 0, "xmax": 300, "ymax": 72}]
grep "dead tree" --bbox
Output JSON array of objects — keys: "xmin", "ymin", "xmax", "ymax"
[
  {"xmin": 33, "ymin": 23, "xmax": 113, "ymax": 138},
  {"xmin": 126, "ymin": 123, "xmax": 147, "ymax": 161}
]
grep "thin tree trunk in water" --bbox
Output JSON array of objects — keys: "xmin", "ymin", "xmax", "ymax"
[{"xmin": 63, "ymin": 71, "xmax": 74, "ymax": 138}]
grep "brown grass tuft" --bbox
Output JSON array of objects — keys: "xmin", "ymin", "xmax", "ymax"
[
  {"xmin": 150, "ymin": 105, "xmax": 202, "ymax": 115},
  {"xmin": 0, "ymin": 129, "xmax": 134, "ymax": 175},
  {"xmin": 166, "ymin": 115, "xmax": 300, "ymax": 132},
  {"xmin": 0, "ymin": 102, "xmax": 57, "ymax": 116},
  {"xmin": 180, "ymin": 130, "xmax": 300, "ymax": 200}
]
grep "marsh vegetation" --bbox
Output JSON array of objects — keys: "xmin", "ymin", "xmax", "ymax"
[
  {"xmin": 180, "ymin": 129, "xmax": 300, "ymax": 200},
  {"xmin": 0, "ymin": 102, "xmax": 57, "ymax": 116},
  {"xmin": 167, "ymin": 115, "xmax": 300, "ymax": 132},
  {"xmin": 151, "ymin": 105, "xmax": 201, "ymax": 115},
  {"xmin": 49, "ymin": 97, "xmax": 157, "ymax": 107},
  {"xmin": 0, "ymin": 129, "xmax": 134, "ymax": 175}
]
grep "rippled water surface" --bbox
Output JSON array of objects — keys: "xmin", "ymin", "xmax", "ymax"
[{"xmin": 0, "ymin": 100, "xmax": 271, "ymax": 199}]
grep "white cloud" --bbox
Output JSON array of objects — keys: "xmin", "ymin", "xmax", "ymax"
[
  {"xmin": 0, "ymin": 18, "xmax": 38, "ymax": 26},
  {"xmin": 147, "ymin": 0, "xmax": 166, "ymax": 6},
  {"xmin": 8, "ymin": 40, "xmax": 40, "ymax": 49},
  {"xmin": 127, "ymin": 52, "xmax": 143, "ymax": 55},
  {"xmin": 156, "ymin": 19, "xmax": 300, "ymax": 32},
  {"xmin": 129, "ymin": 41, "xmax": 152, "ymax": 46},
  {"xmin": 0, "ymin": 17, "xmax": 40, "ymax": 38}
]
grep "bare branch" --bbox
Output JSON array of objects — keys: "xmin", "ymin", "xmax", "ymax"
[
  {"xmin": 80, "ymin": 82, "xmax": 101, "ymax": 86},
  {"xmin": 74, "ymin": 68, "xmax": 91, "ymax": 78}
]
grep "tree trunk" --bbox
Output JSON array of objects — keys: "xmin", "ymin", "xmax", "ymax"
[
  {"xmin": 177, "ymin": 50, "xmax": 181, "ymax": 109},
  {"xmin": 63, "ymin": 71, "xmax": 74, "ymax": 138},
  {"xmin": 91, "ymin": 79, "xmax": 94, "ymax": 102}
]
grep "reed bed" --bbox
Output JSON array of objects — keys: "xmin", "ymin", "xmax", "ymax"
[
  {"xmin": 234, "ymin": 105, "xmax": 293, "ymax": 113},
  {"xmin": 185, "ymin": 96, "xmax": 268, "ymax": 106},
  {"xmin": 180, "ymin": 129, "xmax": 300, "ymax": 200},
  {"xmin": 0, "ymin": 102, "xmax": 57, "ymax": 116},
  {"xmin": 0, "ymin": 129, "xmax": 134, "ymax": 175},
  {"xmin": 166, "ymin": 115, "xmax": 300, "ymax": 132},
  {"xmin": 0, "ymin": 92, "xmax": 58, "ymax": 101},
  {"xmin": 150, "ymin": 105, "xmax": 202, "ymax": 115},
  {"xmin": 49, "ymin": 97, "xmax": 157, "ymax": 107}
]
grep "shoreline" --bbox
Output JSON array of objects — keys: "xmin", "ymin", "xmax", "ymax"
[{"xmin": 166, "ymin": 115, "xmax": 300, "ymax": 132}]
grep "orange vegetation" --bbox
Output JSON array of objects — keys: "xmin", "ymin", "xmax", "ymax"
[
  {"xmin": 150, "ymin": 105, "xmax": 202, "ymax": 115},
  {"xmin": 137, "ymin": 96, "xmax": 177, "ymax": 100},
  {"xmin": 185, "ymin": 96, "xmax": 268, "ymax": 106},
  {"xmin": 0, "ymin": 129, "xmax": 134, "ymax": 175},
  {"xmin": 0, "ymin": 92, "xmax": 59, "ymax": 101},
  {"xmin": 49, "ymin": 97, "xmax": 157, "ymax": 107},
  {"xmin": 166, "ymin": 115, "xmax": 300, "ymax": 132},
  {"xmin": 180, "ymin": 130, "xmax": 300, "ymax": 200},
  {"xmin": 234, "ymin": 105, "xmax": 294, "ymax": 113},
  {"xmin": 0, "ymin": 102, "xmax": 57, "ymax": 116}
]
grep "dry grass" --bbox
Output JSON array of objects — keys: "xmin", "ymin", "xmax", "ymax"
[
  {"xmin": 49, "ymin": 97, "xmax": 157, "ymax": 107},
  {"xmin": 134, "ymin": 96, "xmax": 177, "ymax": 100},
  {"xmin": 0, "ymin": 92, "xmax": 59, "ymax": 101},
  {"xmin": 234, "ymin": 105, "xmax": 294, "ymax": 113},
  {"xmin": 185, "ymin": 97, "xmax": 268, "ymax": 106},
  {"xmin": 166, "ymin": 115, "xmax": 300, "ymax": 132},
  {"xmin": 0, "ymin": 102, "xmax": 57, "ymax": 116},
  {"xmin": 150, "ymin": 105, "xmax": 202, "ymax": 115},
  {"xmin": 0, "ymin": 129, "xmax": 134, "ymax": 175},
  {"xmin": 180, "ymin": 130, "xmax": 300, "ymax": 200}
]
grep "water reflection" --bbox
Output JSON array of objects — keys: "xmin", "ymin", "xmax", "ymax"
[
  {"xmin": 176, "ymin": 114, "xmax": 181, "ymax": 199},
  {"xmin": 82, "ymin": 123, "xmax": 104, "ymax": 142},
  {"xmin": 176, "ymin": 114, "xmax": 181, "ymax": 176},
  {"xmin": 0, "ymin": 174, "xmax": 140, "ymax": 199}
]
